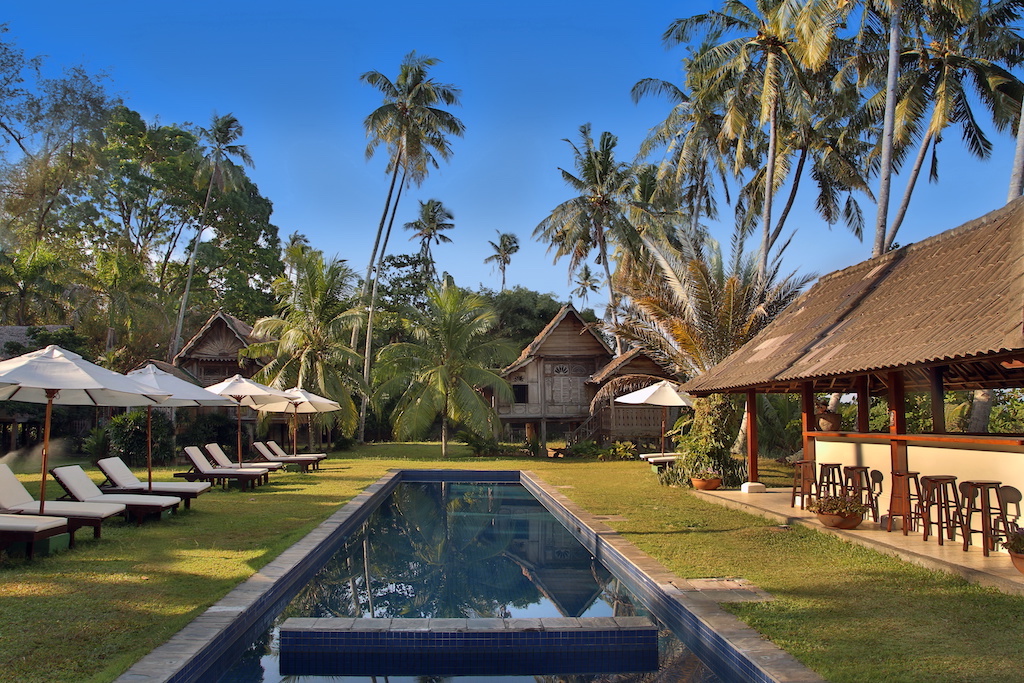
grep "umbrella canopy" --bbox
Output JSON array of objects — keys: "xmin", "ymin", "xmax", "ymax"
[
  {"xmin": 614, "ymin": 380, "xmax": 694, "ymax": 407},
  {"xmin": 127, "ymin": 364, "xmax": 235, "ymax": 490},
  {"xmin": 615, "ymin": 380, "xmax": 694, "ymax": 455},
  {"xmin": 0, "ymin": 346, "xmax": 170, "ymax": 513},
  {"xmin": 255, "ymin": 388, "xmax": 340, "ymax": 455},
  {"xmin": 205, "ymin": 375, "xmax": 290, "ymax": 465}
]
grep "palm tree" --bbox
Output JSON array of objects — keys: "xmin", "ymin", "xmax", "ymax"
[
  {"xmin": 534, "ymin": 124, "xmax": 641, "ymax": 353},
  {"xmin": 571, "ymin": 264, "xmax": 601, "ymax": 304},
  {"xmin": 404, "ymin": 199, "xmax": 454, "ymax": 280},
  {"xmin": 373, "ymin": 280, "xmax": 514, "ymax": 457},
  {"xmin": 483, "ymin": 231, "xmax": 519, "ymax": 291},
  {"xmin": 170, "ymin": 112, "xmax": 253, "ymax": 357},
  {"xmin": 241, "ymin": 253, "xmax": 364, "ymax": 436},
  {"xmin": 358, "ymin": 51, "xmax": 465, "ymax": 440},
  {"xmin": 0, "ymin": 245, "xmax": 68, "ymax": 325}
]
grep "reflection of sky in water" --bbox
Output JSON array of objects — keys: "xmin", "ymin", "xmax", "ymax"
[{"xmin": 217, "ymin": 482, "xmax": 710, "ymax": 682}]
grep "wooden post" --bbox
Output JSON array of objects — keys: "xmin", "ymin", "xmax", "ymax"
[
  {"xmin": 800, "ymin": 382, "xmax": 816, "ymax": 462},
  {"xmin": 888, "ymin": 371, "xmax": 908, "ymax": 471},
  {"xmin": 746, "ymin": 389, "xmax": 759, "ymax": 483},
  {"xmin": 929, "ymin": 366, "xmax": 946, "ymax": 434},
  {"xmin": 856, "ymin": 375, "xmax": 870, "ymax": 433}
]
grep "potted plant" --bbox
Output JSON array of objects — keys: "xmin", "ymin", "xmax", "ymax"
[
  {"xmin": 1003, "ymin": 530, "xmax": 1024, "ymax": 574},
  {"xmin": 689, "ymin": 466, "xmax": 723, "ymax": 491},
  {"xmin": 807, "ymin": 495, "xmax": 869, "ymax": 529}
]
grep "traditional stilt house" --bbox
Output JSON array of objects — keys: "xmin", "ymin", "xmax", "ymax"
[
  {"xmin": 497, "ymin": 304, "xmax": 675, "ymax": 446},
  {"xmin": 683, "ymin": 198, "xmax": 1024, "ymax": 508}
]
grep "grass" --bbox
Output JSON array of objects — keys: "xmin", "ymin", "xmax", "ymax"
[{"xmin": 1, "ymin": 445, "xmax": 1022, "ymax": 682}]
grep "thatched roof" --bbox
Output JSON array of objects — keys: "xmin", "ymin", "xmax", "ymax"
[{"xmin": 684, "ymin": 198, "xmax": 1024, "ymax": 396}]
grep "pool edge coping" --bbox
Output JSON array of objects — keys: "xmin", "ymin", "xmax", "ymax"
[{"xmin": 115, "ymin": 469, "xmax": 824, "ymax": 683}]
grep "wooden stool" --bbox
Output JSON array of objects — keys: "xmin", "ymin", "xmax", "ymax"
[
  {"xmin": 960, "ymin": 480, "xmax": 1011, "ymax": 556},
  {"xmin": 817, "ymin": 463, "xmax": 844, "ymax": 499},
  {"xmin": 791, "ymin": 460, "xmax": 816, "ymax": 509},
  {"xmin": 887, "ymin": 471, "xmax": 922, "ymax": 534},
  {"xmin": 920, "ymin": 475, "xmax": 964, "ymax": 546},
  {"xmin": 844, "ymin": 466, "xmax": 878, "ymax": 522}
]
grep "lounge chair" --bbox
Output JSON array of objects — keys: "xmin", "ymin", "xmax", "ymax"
[
  {"xmin": 0, "ymin": 513, "xmax": 69, "ymax": 560},
  {"xmin": 177, "ymin": 446, "xmax": 267, "ymax": 490},
  {"xmin": 96, "ymin": 457, "xmax": 212, "ymax": 510},
  {"xmin": 204, "ymin": 443, "xmax": 282, "ymax": 475},
  {"xmin": 266, "ymin": 440, "xmax": 327, "ymax": 469},
  {"xmin": 252, "ymin": 442, "xmax": 319, "ymax": 473},
  {"xmin": 0, "ymin": 463, "xmax": 125, "ymax": 545},
  {"xmin": 49, "ymin": 465, "xmax": 181, "ymax": 525}
]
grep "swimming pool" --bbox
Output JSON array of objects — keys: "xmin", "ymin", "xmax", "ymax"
[{"xmin": 117, "ymin": 470, "xmax": 815, "ymax": 683}]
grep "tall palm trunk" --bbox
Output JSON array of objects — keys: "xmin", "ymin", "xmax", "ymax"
[
  {"xmin": 1008, "ymin": 95, "xmax": 1024, "ymax": 201},
  {"xmin": 759, "ymin": 91, "xmax": 779, "ymax": 280},
  {"xmin": 596, "ymin": 224, "xmax": 622, "ymax": 355},
  {"xmin": 874, "ymin": 0, "xmax": 903, "ymax": 257},
  {"xmin": 886, "ymin": 131, "xmax": 934, "ymax": 249},
  {"xmin": 358, "ymin": 172, "xmax": 406, "ymax": 441},
  {"xmin": 170, "ymin": 179, "xmax": 216, "ymax": 358}
]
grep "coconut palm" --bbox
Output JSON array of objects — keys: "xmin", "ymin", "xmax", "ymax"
[
  {"xmin": 483, "ymin": 231, "xmax": 519, "ymax": 291},
  {"xmin": 241, "ymin": 253, "xmax": 364, "ymax": 436},
  {"xmin": 358, "ymin": 52, "xmax": 465, "ymax": 440},
  {"xmin": 171, "ymin": 112, "xmax": 253, "ymax": 356},
  {"xmin": 571, "ymin": 264, "xmax": 602, "ymax": 305},
  {"xmin": 373, "ymin": 280, "xmax": 514, "ymax": 458},
  {"xmin": 0, "ymin": 244, "xmax": 68, "ymax": 325},
  {"xmin": 404, "ymin": 198, "xmax": 454, "ymax": 280},
  {"xmin": 534, "ymin": 124, "xmax": 641, "ymax": 352}
]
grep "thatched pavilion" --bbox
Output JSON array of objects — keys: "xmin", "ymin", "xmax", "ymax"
[{"xmin": 682, "ymin": 197, "xmax": 1024, "ymax": 508}]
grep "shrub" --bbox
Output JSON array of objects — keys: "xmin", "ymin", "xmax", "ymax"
[
  {"xmin": 807, "ymin": 495, "xmax": 869, "ymax": 516},
  {"xmin": 564, "ymin": 440, "xmax": 602, "ymax": 458},
  {"xmin": 1003, "ymin": 529, "xmax": 1024, "ymax": 554},
  {"xmin": 106, "ymin": 409, "xmax": 173, "ymax": 468},
  {"xmin": 657, "ymin": 463, "xmax": 689, "ymax": 487},
  {"xmin": 599, "ymin": 441, "xmax": 637, "ymax": 461},
  {"xmin": 178, "ymin": 412, "xmax": 235, "ymax": 455},
  {"xmin": 460, "ymin": 431, "xmax": 502, "ymax": 456},
  {"xmin": 81, "ymin": 426, "xmax": 110, "ymax": 461}
]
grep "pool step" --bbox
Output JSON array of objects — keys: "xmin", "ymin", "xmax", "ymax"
[{"xmin": 280, "ymin": 616, "xmax": 659, "ymax": 676}]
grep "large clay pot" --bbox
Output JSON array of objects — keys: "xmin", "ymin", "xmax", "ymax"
[
  {"xmin": 691, "ymin": 478, "xmax": 722, "ymax": 491},
  {"xmin": 816, "ymin": 512, "xmax": 863, "ymax": 529},
  {"xmin": 817, "ymin": 411, "xmax": 842, "ymax": 431},
  {"xmin": 1009, "ymin": 550, "xmax": 1024, "ymax": 575}
]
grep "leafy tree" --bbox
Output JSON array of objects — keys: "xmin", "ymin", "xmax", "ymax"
[
  {"xmin": 483, "ymin": 231, "xmax": 519, "ymax": 291},
  {"xmin": 171, "ymin": 112, "xmax": 254, "ymax": 356},
  {"xmin": 482, "ymin": 286, "xmax": 590, "ymax": 351},
  {"xmin": 374, "ymin": 280, "xmax": 514, "ymax": 457},
  {"xmin": 242, "ymin": 253, "xmax": 364, "ymax": 436},
  {"xmin": 0, "ymin": 244, "xmax": 69, "ymax": 324},
  {"xmin": 403, "ymin": 198, "xmax": 454, "ymax": 280}
]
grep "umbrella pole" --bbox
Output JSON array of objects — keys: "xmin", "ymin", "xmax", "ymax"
[
  {"xmin": 147, "ymin": 405, "xmax": 153, "ymax": 491},
  {"xmin": 293, "ymin": 412, "xmax": 298, "ymax": 456},
  {"xmin": 235, "ymin": 399, "xmax": 243, "ymax": 466},
  {"xmin": 661, "ymin": 406, "xmax": 667, "ymax": 455},
  {"xmin": 39, "ymin": 390, "xmax": 56, "ymax": 516}
]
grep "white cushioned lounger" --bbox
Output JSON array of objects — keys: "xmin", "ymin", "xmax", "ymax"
[
  {"xmin": 204, "ymin": 443, "xmax": 281, "ymax": 472},
  {"xmin": 252, "ymin": 442, "xmax": 319, "ymax": 473},
  {"xmin": 49, "ymin": 465, "xmax": 180, "ymax": 525},
  {"xmin": 0, "ymin": 463, "xmax": 124, "ymax": 544},
  {"xmin": 266, "ymin": 440, "xmax": 326, "ymax": 469},
  {"xmin": 0, "ymin": 513, "xmax": 69, "ymax": 559},
  {"xmin": 96, "ymin": 457, "xmax": 211, "ymax": 509},
  {"xmin": 180, "ymin": 446, "xmax": 267, "ymax": 490}
]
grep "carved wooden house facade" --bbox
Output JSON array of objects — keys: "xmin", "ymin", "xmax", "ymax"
[{"xmin": 497, "ymin": 305, "xmax": 676, "ymax": 446}]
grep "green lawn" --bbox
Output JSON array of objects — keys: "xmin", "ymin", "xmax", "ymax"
[{"xmin": 1, "ymin": 445, "xmax": 1022, "ymax": 682}]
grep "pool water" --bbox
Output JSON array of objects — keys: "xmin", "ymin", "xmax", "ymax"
[{"xmin": 217, "ymin": 482, "xmax": 718, "ymax": 682}]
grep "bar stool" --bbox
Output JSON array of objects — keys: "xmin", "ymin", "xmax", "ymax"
[
  {"xmin": 790, "ymin": 460, "xmax": 816, "ymax": 509},
  {"xmin": 920, "ymin": 475, "xmax": 964, "ymax": 546},
  {"xmin": 886, "ymin": 471, "xmax": 922, "ymax": 535},
  {"xmin": 960, "ymin": 480, "xmax": 1012, "ymax": 556},
  {"xmin": 844, "ymin": 466, "xmax": 878, "ymax": 522},
  {"xmin": 817, "ymin": 463, "xmax": 844, "ymax": 499}
]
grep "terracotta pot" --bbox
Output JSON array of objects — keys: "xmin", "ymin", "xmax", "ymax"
[
  {"xmin": 816, "ymin": 512, "xmax": 863, "ymax": 529},
  {"xmin": 817, "ymin": 411, "xmax": 842, "ymax": 431},
  {"xmin": 691, "ymin": 478, "xmax": 722, "ymax": 491},
  {"xmin": 1009, "ymin": 550, "xmax": 1024, "ymax": 575}
]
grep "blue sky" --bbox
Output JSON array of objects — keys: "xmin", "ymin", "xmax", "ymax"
[{"xmin": 6, "ymin": 1, "xmax": 1021, "ymax": 307}]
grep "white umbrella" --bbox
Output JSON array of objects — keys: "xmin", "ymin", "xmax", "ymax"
[
  {"xmin": 255, "ymin": 388, "xmax": 340, "ymax": 456},
  {"xmin": 0, "ymin": 346, "xmax": 170, "ymax": 513},
  {"xmin": 615, "ymin": 380, "xmax": 694, "ymax": 455},
  {"xmin": 205, "ymin": 375, "xmax": 290, "ymax": 465},
  {"xmin": 126, "ymin": 364, "xmax": 235, "ymax": 490}
]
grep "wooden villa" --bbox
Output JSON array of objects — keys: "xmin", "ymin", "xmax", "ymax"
[
  {"xmin": 496, "ymin": 304, "xmax": 675, "ymax": 446},
  {"xmin": 683, "ymin": 197, "xmax": 1024, "ymax": 513}
]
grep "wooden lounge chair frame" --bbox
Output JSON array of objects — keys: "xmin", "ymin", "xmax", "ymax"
[
  {"xmin": 204, "ymin": 443, "xmax": 282, "ymax": 475},
  {"xmin": 177, "ymin": 447, "xmax": 266, "ymax": 490},
  {"xmin": 0, "ymin": 513, "xmax": 70, "ymax": 560},
  {"xmin": 266, "ymin": 440, "xmax": 326, "ymax": 469},
  {"xmin": 96, "ymin": 457, "xmax": 211, "ymax": 510}
]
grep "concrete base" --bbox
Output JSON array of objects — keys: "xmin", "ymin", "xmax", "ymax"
[{"xmin": 740, "ymin": 481, "xmax": 767, "ymax": 494}]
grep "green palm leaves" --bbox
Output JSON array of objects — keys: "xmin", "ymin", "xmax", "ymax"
[{"xmin": 483, "ymin": 231, "xmax": 519, "ymax": 291}]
